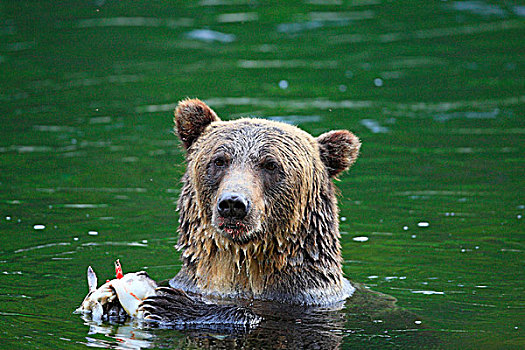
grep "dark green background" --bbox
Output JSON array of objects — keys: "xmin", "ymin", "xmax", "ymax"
[{"xmin": 1, "ymin": 0, "xmax": 523, "ymax": 348}]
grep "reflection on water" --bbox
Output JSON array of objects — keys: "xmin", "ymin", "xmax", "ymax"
[
  {"xmin": 1, "ymin": 0, "xmax": 523, "ymax": 348},
  {"xmin": 78, "ymin": 285, "xmax": 435, "ymax": 350}
]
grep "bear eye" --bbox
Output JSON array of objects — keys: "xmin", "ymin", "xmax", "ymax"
[
  {"xmin": 213, "ymin": 157, "xmax": 227, "ymax": 168},
  {"xmin": 262, "ymin": 160, "xmax": 278, "ymax": 172}
]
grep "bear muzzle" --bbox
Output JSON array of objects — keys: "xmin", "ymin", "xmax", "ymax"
[{"xmin": 213, "ymin": 191, "xmax": 258, "ymax": 241}]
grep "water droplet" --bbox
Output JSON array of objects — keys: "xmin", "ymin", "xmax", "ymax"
[
  {"xmin": 5, "ymin": 216, "xmax": 11, "ymax": 221},
  {"xmin": 517, "ymin": 214, "xmax": 522, "ymax": 219},
  {"xmin": 353, "ymin": 236, "xmax": 369, "ymax": 242},
  {"xmin": 340, "ymin": 216, "xmax": 347, "ymax": 222},
  {"xmin": 33, "ymin": 224, "xmax": 45, "ymax": 230},
  {"xmin": 415, "ymin": 320, "xmax": 422, "ymax": 325},
  {"xmin": 417, "ymin": 221, "xmax": 429, "ymax": 227},
  {"xmin": 403, "ymin": 226, "xmax": 409, "ymax": 230},
  {"xmin": 411, "ymin": 235, "xmax": 417, "ymax": 238},
  {"xmin": 142, "ymin": 239, "xmax": 148, "ymax": 244},
  {"xmin": 278, "ymin": 80, "xmax": 289, "ymax": 89},
  {"xmin": 373, "ymin": 78, "xmax": 383, "ymax": 87},
  {"xmin": 88, "ymin": 231, "xmax": 98, "ymax": 236},
  {"xmin": 73, "ymin": 237, "xmax": 79, "ymax": 241},
  {"xmin": 338, "ymin": 84, "xmax": 347, "ymax": 92}
]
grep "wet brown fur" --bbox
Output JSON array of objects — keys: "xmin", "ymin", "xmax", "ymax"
[{"xmin": 169, "ymin": 98, "xmax": 361, "ymax": 305}]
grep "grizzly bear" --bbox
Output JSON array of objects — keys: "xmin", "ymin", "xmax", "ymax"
[{"xmin": 160, "ymin": 98, "xmax": 361, "ymax": 306}]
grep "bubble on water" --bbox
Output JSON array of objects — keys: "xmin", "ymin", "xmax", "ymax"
[
  {"xmin": 461, "ymin": 248, "xmax": 466, "ymax": 252},
  {"xmin": 6, "ymin": 216, "xmax": 11, "ymax": 221},
  {"xmin": 338, "ymin": 84, "xmax": 347, "ymax": 92},
  {"xmin": 415, "ymin": 320, "xmax": 422, "ymax": 325},
  {"xmin": 368, "ymin": 275, "xmax": 378, "ymax": 279},
  {"xmin": 411, "ymin": 235, "xmax": 417, "ymax": 238},
  {"xmin": 73, "ymin": 237, "xmax": 79, "ymax": 241},
  {"xmin": 417, "ymin": 221, "xmax": 429, "ymax": 227},
  {"xmin": 353, "ymin": 236, "xmax": 369, "ymax": 242},
  {"xmin": 373, "ymin": 78, "xmax": 383, "ymax": 87},
  {"xmin": 517, "ymin": 214, "xmax": 522, "ymax": 219},
  {"xmin": 345, "ymin": 70, "xmax": 354, "ymax": 78},
  {"xmin": 142, "ymin": 240, "xmax": 148, "ymax": 244},
  {"xmin": 403, "ymin": 226, "xmax": 408, "ymax": 230},
  {"xmin": 88, "ymin": 231, "xmax": 98, "ymax": 236},
  {"xmin": 33, "ymin": 224, "xmax": 45, "ymax": 230},
  {"xmin": 340, "ymin": 216, "xmax": 347, "ymax": 222},
  {"xmin": 278, "ymin": 80, "xmax": 289, "ymax": 89}
]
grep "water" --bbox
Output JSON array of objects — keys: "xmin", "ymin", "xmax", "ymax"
[{"xmin": 1, "ymin": 0, "xmax": 523, "ymax": 348}]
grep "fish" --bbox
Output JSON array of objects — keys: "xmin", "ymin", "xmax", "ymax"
[{"xmin": 75, "ymin": 260, "xmax": 157, "ymax": 321}]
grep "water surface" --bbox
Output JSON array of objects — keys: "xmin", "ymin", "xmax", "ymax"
[{"xmin": 1, "ymin": 0, "xmax": 523, "ymax": 349}]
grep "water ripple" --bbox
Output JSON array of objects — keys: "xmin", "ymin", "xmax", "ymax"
[
  {"xmin": 76, "ymin": 17, "xmax": 193, "ymax": 29},
  {"xmin": 136, "ymin": 95, "xmax": 523, "ymax": 114},
  {"xmin": 14, "ymin": 242, "xmax": 71, "ymax": 254}
]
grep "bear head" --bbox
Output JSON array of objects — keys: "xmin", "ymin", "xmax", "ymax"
[{"xmin": 174, "ymin": 98, "xmax": 360, "ymax": 246}]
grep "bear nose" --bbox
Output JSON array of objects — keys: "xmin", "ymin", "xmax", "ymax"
[{"xmin": 217, "ymin": 192, "xmax": 249, "ymax": 219}]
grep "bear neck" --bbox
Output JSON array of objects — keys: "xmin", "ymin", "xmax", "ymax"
[{"xmin": 173, "ymin": 178, "xmax": 349, "ymax": 304}]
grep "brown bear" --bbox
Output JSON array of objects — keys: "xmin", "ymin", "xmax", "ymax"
[{"xmin": 163, "ymin": 98, "xmax": 361, "ymax": 306}]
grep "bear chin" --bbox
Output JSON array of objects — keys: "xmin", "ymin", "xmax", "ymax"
[{"xmin": 212, "ymin": 216, "xmax": 260, "ymax": 244}]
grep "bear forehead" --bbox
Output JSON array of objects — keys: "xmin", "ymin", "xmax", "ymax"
[{"xmin": 205, "ymin": 118, "xmax": 317, "ymax": 147}]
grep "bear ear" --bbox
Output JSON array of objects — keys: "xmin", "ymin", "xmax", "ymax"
[
  {"xmin": 317, "ymin": 130, "xmax": 361, "ymax": 178},
  {"xmin": 174, "ymin": 98, "xmax": 220, "ymax": 150}
]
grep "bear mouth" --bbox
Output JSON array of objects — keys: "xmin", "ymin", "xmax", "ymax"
[{"xmin": 215, "ymin": 216, "xmax": 250, "ymax": 240}]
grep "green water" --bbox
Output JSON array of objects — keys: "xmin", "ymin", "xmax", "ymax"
[{"xmin": 1, "ymin": 0, "xmax": 523, "ymax": 348}]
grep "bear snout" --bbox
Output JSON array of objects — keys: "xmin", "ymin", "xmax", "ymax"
[{"xmin": 217, "ymin": 192, "xmax": 250, "ymax": 220}]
